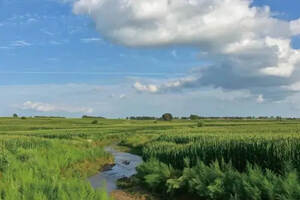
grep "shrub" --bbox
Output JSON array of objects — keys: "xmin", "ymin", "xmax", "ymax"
[
  {"xmin": 136, "ymin": 158, "xmax": 180, "ymax": 195},
  {"xmin": 197, "ymin": 121, "xmax": 204, "ymax": 127},
  {"xmin": 91, "ymin": 120, "xmax": 98, "ymax": 124},
  {"xmin": 162, "ymin": 113, "xmax": 173, "ymax": 121},
  {"xmin": 136, "ymin": 159, "xmax": 300, "ymax": 200}
]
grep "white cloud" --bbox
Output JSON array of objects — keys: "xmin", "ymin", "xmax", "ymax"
[
  {"xmin": 10, "ymin": 40, "xmax": 32, "ymax": 47},
  {"xmin": 119, "ymin": 94, "xmax": 126, "ymax": 99},
  {"xmin": 134, "ymin": 77, "xmax": 198, "ymax": 93},
  {"xmin": 80, "ymin": 37, "xmax": 102, "ymax": 43},
  {"xmin": 40, "ymin": 29, "xmax": 55, "ymax": 36},
  {"xmin": 290, "ymin": 19, "xmax": 300, "ymax": 36},
  {"xmin": 21, "ymin": 101, "xmax": 93, "ymax": 114},
  {"xmin": 73, "ymin": 0, "xmax": 300, "ymax": 99},
  {"xmin": 256, "ymin": 94, "xmax": 264, "ymax": 104},
  {"xmin": 282, "ymin": 82, "xmax": 300, "ymax": 92},
  {"xmin": 134, "ymin": 82, "xmax": 159, "ymax": 93},
  {"xmin": 27, "ymin": 18, "xmax": 38, "ymax": 24},
  {"xmin": 0, "ymin": 83, "xmax": 299, "ymax": 117}
]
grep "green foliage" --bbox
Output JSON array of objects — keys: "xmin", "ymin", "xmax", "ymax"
[
  {"xmin": 136, "ymin": 159, "xmax": 180, "ymax": 195},
  {"xmin": 142, "ymin": 134, "xmax": 300, "ymax": 173},
  {"xmin": 1, "ymin": 117, "xmax": 300, "ymax": 199},
  {"xmin": 91, "ymin": 120, "xmax": 98, "ymax": 124},
  {"xmin": 197, "ymin": 121, "xmax": 204, "ymax": 127},
  {"xmin": 190, "ymin": 114, "xmax": 200, "ymax": 120},
  {"xmin": 136, "ymin": 159, "xmax": 300, "ymax": 200},
  {"xmin": 162, "ymin": 113, "xmax": 173, "ymax": 121},
  {"xmin": 0, "ymin": 135, "xmax": 111, "ymax": 199},
  {"xmin": 0, "ymin": 150, "xmax": 9, "ymax": 172}
]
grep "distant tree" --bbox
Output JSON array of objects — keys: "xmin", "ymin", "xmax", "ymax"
[
  {"xmin": 13, "ymin": 113, "xmax": 18, "ymax": 118},
  {"xmin": 21, "ymin": 117, "xmax": 26, "ymax": 120},
  {"xmin": 91, "ymin": 120, "xmax": 98, "ymax": 124},
  {"xmin": 162, "ymin": 113, "xmax": 173, "ymax": 121},
  {"xmin": 82, "ymin": 115, "xmax": 105, "ymax": 119},
  {"xmin": 190, "ymin": 114, "xmax": 200, "ymax": 120}
]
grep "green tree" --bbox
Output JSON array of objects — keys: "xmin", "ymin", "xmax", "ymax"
[
  {"xmin": 162, "ymin": 113, "xmax": 173, "ymax": 121},
  {"xmin": 190, "ymin": 114, "xmax": 200, "ymax": 120}
]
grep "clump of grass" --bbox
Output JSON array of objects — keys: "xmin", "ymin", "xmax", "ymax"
[
  {"xmin": 197, "ymin": 121, "xmax": 204, "ymax": 127},
  {"xmin": 0, "ymin": 136, "xmax": 112, "ymax": 199},
  {"xmin": 91, "ymin": 120, "xmax": 98, "ymax": 124}
]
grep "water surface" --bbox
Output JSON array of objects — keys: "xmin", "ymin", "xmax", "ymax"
[{"xmin": 88, "ymin": 147, "xmax": 143, "ymax": 193}]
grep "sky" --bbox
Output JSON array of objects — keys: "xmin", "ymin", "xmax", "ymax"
[{"xmin": 0, "ymin": 0, "xmax": 300, "ymax": 118}]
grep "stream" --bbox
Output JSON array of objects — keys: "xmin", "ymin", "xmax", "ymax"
[{"xmin": 88, "ymin": 147, "xmax": 143, "ymax": 193}]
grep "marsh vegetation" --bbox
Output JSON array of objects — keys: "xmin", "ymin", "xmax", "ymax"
[{"xmin": 0, "ymin": 117, "xmax": 300, "ymax": 199}]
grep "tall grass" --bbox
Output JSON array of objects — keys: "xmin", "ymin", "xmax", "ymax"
[
  {"xmin": 0, "ymin": 137, "xmax": 111, "ymax": 200},
  {"xmin": 142, "ymin": 134, "xmax": 300, "ymax": 173},
  {"xmin": 135, "ymin": 159, "xmax": 300, "ymax": 200}
]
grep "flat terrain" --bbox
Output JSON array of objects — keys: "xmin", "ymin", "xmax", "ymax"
[{"xmin": 0, "ymin": 117, "xmax": 300, "ymax": 199}]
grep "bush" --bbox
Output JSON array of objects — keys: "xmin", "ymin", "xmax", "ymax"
[
  {"xmin": 162, "ymin": 113, "xmax": 173, "ymax": 121},
  {"xmin": 91, "ymin": 120, "xmax": 98, "ymax": 124},
  {"xmin": 197, "ymin": 121, "xmax": 204, "ymax": 127},
  {"xmin": 136, "ymin": 159, "xmax": 300, "ymax": 200},
  {"xmin": 136, "ymin": 158, "xmax": 180, "ymax": 194},
  {"xmin": 21, "ymin": 117, "xmax": 26, "ymax": 120}
]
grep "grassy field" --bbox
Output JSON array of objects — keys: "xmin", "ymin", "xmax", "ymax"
[{"xmin": 0, "ymin": 117, "xmax": 300, "ymax": 199}]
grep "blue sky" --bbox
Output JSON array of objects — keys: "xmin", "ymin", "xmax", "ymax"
[{"xmin": 0, "ymin": 0, "xmax": 300, "ymax": 117}]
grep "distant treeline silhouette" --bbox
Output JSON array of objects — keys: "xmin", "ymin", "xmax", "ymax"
[
  {"xmin": 126, "ymin": 114, "xmax": 295, "ymax": 120},
  {"xmin": 82, "ymin": 115, "xmax": 105, "ymax": 119}
]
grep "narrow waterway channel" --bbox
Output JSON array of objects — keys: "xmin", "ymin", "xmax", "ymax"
[{"xmin": 88, "ymin": 147, "xmax": 143, "ymax": 193}]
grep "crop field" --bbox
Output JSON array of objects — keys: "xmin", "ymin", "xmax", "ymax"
[{"xmin": 0, "ymin": 117, "xmax": 300, "ymax": 199}]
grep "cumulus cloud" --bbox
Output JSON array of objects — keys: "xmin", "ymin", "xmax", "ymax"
[
  {"xmin": 134, "ymin": 77, "xmax": 198, "ymax": 93},
  {"xmin": 290, "ymin": 19, "xmax": 300, "ymax": 36},
  {"xmin": 73, "ymin": 0, "xmax": 300, "ymax": 100},
  {"xmin": 21, "ymin": 101, "xmax": 93, "ymax": 113},
  {"xmin": 134, "ymin": 82, "xmax": 159, "ymax": 93}
]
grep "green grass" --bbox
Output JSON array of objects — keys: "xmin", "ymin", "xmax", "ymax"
[{"xmin": 1, "ymin": 117, "xmax": 300, "ymax": 199}]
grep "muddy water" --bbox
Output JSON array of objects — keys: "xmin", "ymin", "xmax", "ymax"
[{"xmin": 88, "ymin": 147, "xmax": 143, "ymax": 193}]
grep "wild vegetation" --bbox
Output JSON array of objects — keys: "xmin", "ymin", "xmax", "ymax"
[{"xmin": 0, "ymin": 117, "xmax": 300, "ymax": 199}]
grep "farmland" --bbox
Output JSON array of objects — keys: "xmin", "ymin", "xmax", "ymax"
[{"xmin": 0, "ymin": 117, "xmax": 300, "ymax": 199}]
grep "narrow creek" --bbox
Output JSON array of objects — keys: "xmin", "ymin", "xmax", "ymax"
[{"xmin": 88, "ymin": 147, "xmax": 143, "ymax": 193}]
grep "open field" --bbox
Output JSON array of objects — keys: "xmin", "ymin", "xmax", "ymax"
[{"xmin": 0, "ymin": 117, "xmax": 300, "ymax": 199}]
